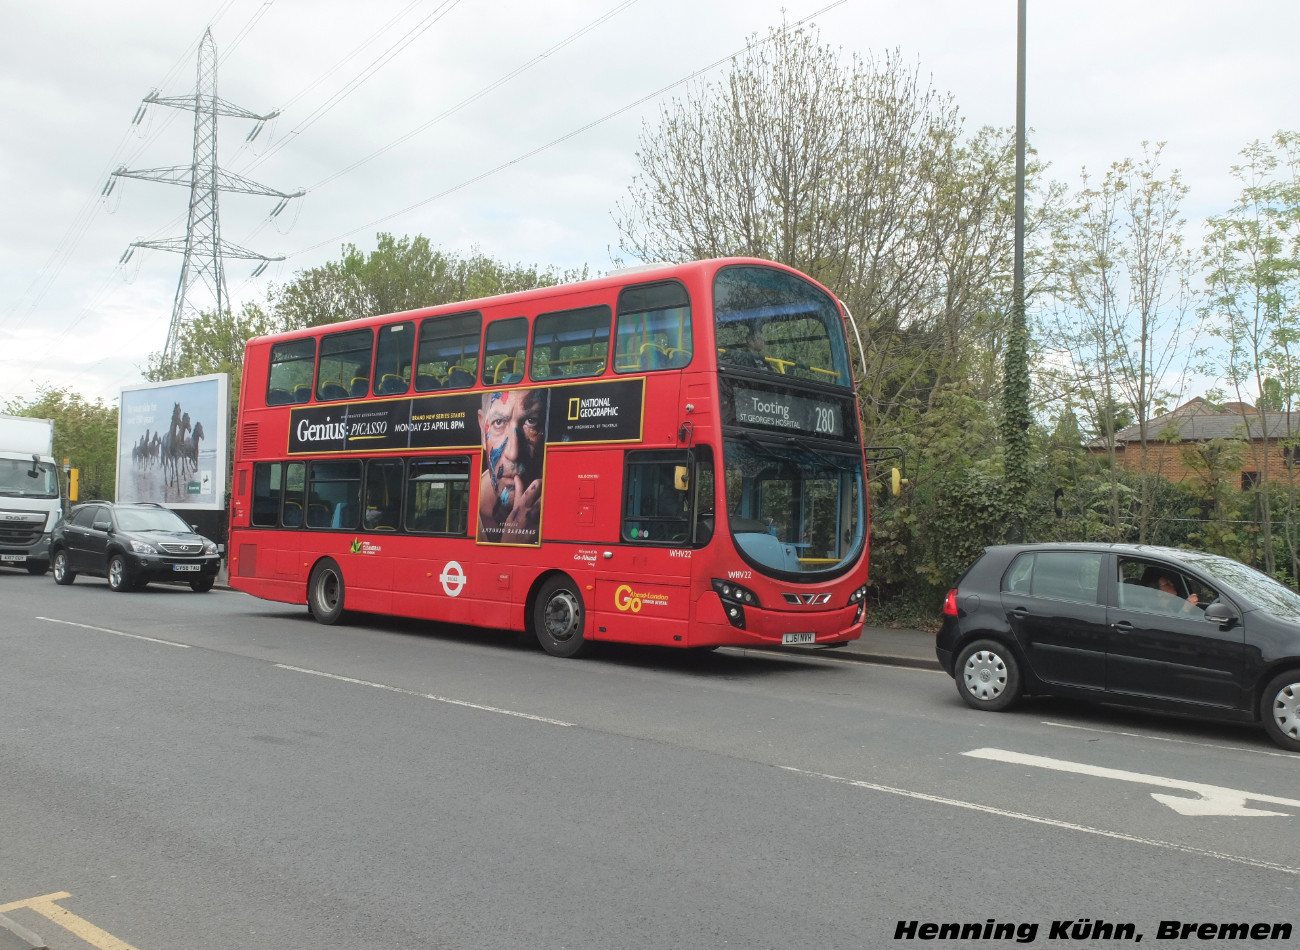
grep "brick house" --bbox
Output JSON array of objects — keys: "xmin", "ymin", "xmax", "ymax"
[{"xmin": 1097, "ymin": 398, "xmax": 1300, "ymax": 489}]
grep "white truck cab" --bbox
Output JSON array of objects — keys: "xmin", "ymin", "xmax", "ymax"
[{"xmin": 0, "ymin": 415, "xmax": 62, "ymax": 575}]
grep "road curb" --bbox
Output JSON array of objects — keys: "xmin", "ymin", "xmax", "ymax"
[
  {"xmin": 746, "ymin": 645, "xmax": 943, "ymax": 671},
  {"xmin": 0, "ymin": 915, "xmax": 48, "ymax": 950}
]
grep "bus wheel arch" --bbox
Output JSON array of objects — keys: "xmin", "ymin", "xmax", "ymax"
[
  {"xmin": 307, "ymin": 557, "xmax": 347, "ymax": 625},
  {"xmin": 529, "ymin": 572, "xmax": 591, "ymax": 658}
]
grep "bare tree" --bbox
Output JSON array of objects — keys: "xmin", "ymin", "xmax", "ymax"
[
  {"xmin": 1203, "ymin": 131, "xmax": 1300, "ymax": 576},
  {"xmin": 615, "ymin": 24, "xmax": 1048, "ymax": 448},
  {"xmin": 1041, "ymin": 144, "xmax": 1197, "ymax": 541}
]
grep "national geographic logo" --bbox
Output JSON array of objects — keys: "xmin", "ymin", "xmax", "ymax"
[{"xmin": 569, "ymin": 396, "xmax": 619, "ymax": 420}]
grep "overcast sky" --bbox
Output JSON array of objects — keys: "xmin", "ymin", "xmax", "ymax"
[{"xmin": 2, "ymin": 0, "xmax": 1297, "ymax": 407}]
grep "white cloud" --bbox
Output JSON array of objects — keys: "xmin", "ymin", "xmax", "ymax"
[{"xmin": 2, "ymin": 0, "xmax": 1298, "ymax": 406}]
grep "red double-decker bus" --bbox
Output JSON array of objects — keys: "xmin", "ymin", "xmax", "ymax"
[{"xmin": 227, "ymin": 258, "xmax": 869, "ymax": 656}]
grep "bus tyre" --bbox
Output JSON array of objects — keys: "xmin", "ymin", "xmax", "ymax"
[
  {"xmin": 533, "ymin": 575, "xmax": 591, "ymax": 658},
  {"xmin": 1260, "ymin": 670, "xmax": 1300, "ymax": 752},
  {"xmin": 955, "ymin": 639, "xmax": 1022, "ymax": 712},
  {"xmin": 307, "ymin": 559, "xmax": 346, "ymax": 625},
  {"xmin": 52, "ymin": 549, "xmax": 75, "ymax": 585}
]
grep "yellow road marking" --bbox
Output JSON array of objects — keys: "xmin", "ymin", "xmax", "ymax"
[{"xmin": 0, "ymin": 892, "xmax": 141, "ymax": 950}]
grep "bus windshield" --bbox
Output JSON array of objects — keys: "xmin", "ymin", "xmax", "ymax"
[
  {"xmin": 714, "ymin": 265, "xmax": 851, "ymax": 387},
  {"xmin": 723, "ymin": 438, "xmax": 864, "ymax": 577}
]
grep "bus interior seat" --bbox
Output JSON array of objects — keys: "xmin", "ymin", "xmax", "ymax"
[
  {"xmin": 349, "ymin": 377, "xmax": 370, "ymax": 398},
  {"xmin": 491, "ymin": 359, "xmax": 517, "ymax": 385},
  {"xmin": 640, "ymin": 343, "xmax": 669, "ymax": 370},
  {"xmin": 415, "ymin": 373, "xmax": 440, "ymax": 391},
  {"xmin": 293, "ymin": 384, "xmax": 313, "ymax": 403},
  {"xmin": 445, "ymin": 367, "xmax": 475, "ymax": 388},
  {"xmin": 500, "ymin": 373, "xmax": 524, "ymax": 385},
  {"xmin": 306, "ymin": 503, "xmax": 332, "ymax": 528},
  {"xmin": 267, "ymin": 388, "xmax": 293, "ymax": 406},
  {"xmin": 376, "ymin": 374, "xmax": 407, "ymax": 395},
  {"xmin": 282, "ymin": 502, "xmax": 304, "ymax": 527},
  {"xmin": 319, "ymin": 382, "xmax": 348, "ymax": 401}
]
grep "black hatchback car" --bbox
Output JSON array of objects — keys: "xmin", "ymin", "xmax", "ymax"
[
  {"xmin": 936, "ymin": 543, "xmax": 1300, "ymax": 752},
  {"xmin": 51, "ymin": 501, "xmax": 221, "ymax": 592}
]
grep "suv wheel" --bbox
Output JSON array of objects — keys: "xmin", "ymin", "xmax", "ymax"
[
  {"xmin": 107, "ymin": 553, "xmax": 134, "ymax": 592},
  {"xmin": 955, "ymin": 639, "xmax": 1023, "ymax": 711},
  {"xmin": 52, "ymin": 549, "xmax": 75, "ymax": 585}
]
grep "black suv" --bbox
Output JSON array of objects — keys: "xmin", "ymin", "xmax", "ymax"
[
  {"xmin": 936, "ymin": 543, "xmax": 1300, "ymax": 752},
  {"xmin": 51, "ymin": 501, "xmax": 221, "ymax": 592}
]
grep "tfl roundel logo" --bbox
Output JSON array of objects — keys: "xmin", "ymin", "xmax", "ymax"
[{"xmin": 440, "ymin": 560, "xmax": 466, "ymax": 597}]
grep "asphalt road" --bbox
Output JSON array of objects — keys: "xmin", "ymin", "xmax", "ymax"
[{"xmin": 1, "ymin": 570, "xmax": 1297, "ymax": 950}]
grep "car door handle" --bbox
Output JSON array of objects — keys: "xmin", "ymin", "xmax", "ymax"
[
  {"xmin": 1010, "ymin": 605, "xmax": 1029, "ymax": 616},
  {"xmin": 1112, "ymin": 620, "xmax": 1134, "ymax": 632}
]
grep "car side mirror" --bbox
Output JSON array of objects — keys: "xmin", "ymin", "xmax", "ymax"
[{"xmin": 1204, "ymin": 602, "xmax": 1237, "ymax": 629}]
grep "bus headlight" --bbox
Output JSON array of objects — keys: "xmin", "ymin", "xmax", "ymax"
[
  {"xmin": 848, "ymin": 585, "xmax": 868, "ymax": 623},
  {"xmin": 712, "ymin": 578, "xmax": 759, "ymax": 629}
]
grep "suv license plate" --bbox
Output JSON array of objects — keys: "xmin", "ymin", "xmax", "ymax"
[
  {"xmin": 1, "ymin": 554, "xmax": 26, "ymax": 562},
  {"xmin": 172, "ymin": 564, "xmax": 201, "ymax": 572},
  {"xmin": 782, "ymin": 632, "xmax": 815, "ymax": 645}
]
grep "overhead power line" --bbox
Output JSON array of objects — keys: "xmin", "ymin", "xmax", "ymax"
[
  {"xmin": 289, "ymin": 0, "xmax": 848, "ymax": 259},
  {"xmin": 240, "ymin": 0, "xmax": 465, "ymax": 174}
]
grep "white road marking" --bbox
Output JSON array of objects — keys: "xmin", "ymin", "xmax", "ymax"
[
  {"xmin": 782, "ymin": 765, "xmax": 1300, "ymax": 876},
  {"xmin": 274, "ymin": 664, "xmax": 573, "ymax": 726},
  {"xmin": 1042, "ymin": 719, "xmax": 1296, "ymax": 758},
  {"xmin": 965, "ymin": 747, "xmax": 1300, "ymax": 817},
  {"xmin": 36, "ymin": 617, "xmax": 190, "ymax": 648}
]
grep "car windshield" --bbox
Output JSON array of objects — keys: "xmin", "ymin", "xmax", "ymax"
[
  {"xmin": 115, "ymin": 508, "xmax": 194, "ymax": 533},
  {"xmin": 1176, "ymin": 550, "xmax": 1300, "ymax": 619},
  {"xmin": 0, "ymin": 458, "xmax": 59, "ymax": 498}
]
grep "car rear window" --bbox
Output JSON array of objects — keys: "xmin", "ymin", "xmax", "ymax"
[{"xmin": 1003, "ymin": 551, "xmax": 1102, "ymax": 605}]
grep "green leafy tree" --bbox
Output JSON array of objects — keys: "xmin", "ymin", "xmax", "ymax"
[
  {"xmin": 3, "ymin": 388, "xmax": 118, "ymax": 502},
  {"xmin": 271, "ymin": 233, "xmax": 588, "ymax": 329}
]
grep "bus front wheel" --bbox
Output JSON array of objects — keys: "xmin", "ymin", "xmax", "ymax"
[
  {"xmin": 533, "ymin": 575, "xmax": 591, "ymax": 658},
  {"xmin": 307, "ymin": 559, "xmax": 347, "ymax": 625}
]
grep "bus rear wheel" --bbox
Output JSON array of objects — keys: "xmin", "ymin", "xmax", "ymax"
[
  {"xmin": 307, "ymin": 559, "xmax": 346, "ymax": 625},
  {"xmin": 533, "ymin": 575, "xmax": 591, "ymax": 658}
]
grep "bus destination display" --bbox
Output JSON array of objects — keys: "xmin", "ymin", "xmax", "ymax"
[{"xmin": 732, "ymin": 386, "xmax": 845, "ymax": 438}]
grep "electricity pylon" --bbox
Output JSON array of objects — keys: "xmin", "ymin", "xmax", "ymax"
[{"xmin": 109, "ymin": 28, "xmax": 302, "ymax": 362}]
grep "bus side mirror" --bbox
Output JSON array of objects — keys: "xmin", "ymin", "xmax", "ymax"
[
  {"xmin": 890, "ymin": 467, "xmax": 909, "ymax": 496},
  {"xmin": 674, "ymin": 465, "xmax": 690, "ymax": 491}
]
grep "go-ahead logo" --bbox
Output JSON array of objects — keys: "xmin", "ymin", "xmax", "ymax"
[
  {"xmin": 615, "ymin": 584, "xmax": 642, "ymax": 612},
  {"xmin": 615, "ymin": 584, "xmax": 669, "ymax": 612}
]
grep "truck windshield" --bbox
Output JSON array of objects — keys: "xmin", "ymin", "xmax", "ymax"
[{"xmin": 0, "ymin": 459, "xmax": 59, "ymax": 498}]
